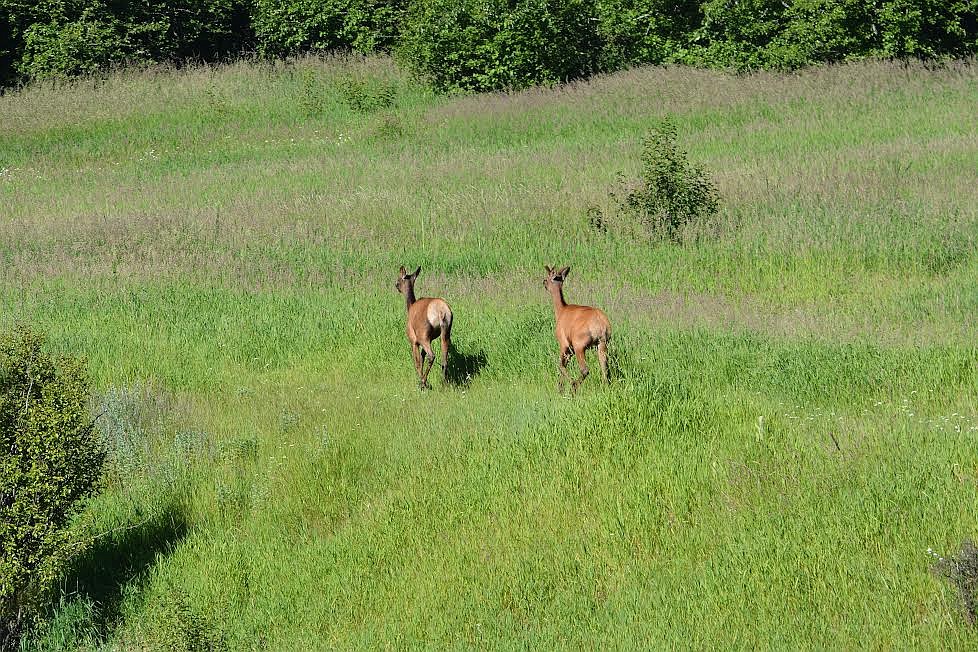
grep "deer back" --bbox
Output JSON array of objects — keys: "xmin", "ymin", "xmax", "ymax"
[
  {"xmin": 557, "ymin": 303, "xmax": 611, "ymax": 344},
  {"xmin": 407, "ymin": 297, "xmax": 452, "ymax": 339}
]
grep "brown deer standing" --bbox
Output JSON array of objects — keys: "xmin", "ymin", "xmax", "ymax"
[
  {"xmin": 395, "ymin": 265, "xmax": 453, "ymax": 389},
  {"xmin": 544, "ymin": 265, "xmax": 611, "ymax": 393}
]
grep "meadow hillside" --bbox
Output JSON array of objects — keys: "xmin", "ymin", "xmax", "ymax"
[{"xmin": 2, "ymin": 56, "xmax": 978, "ymax": 649}]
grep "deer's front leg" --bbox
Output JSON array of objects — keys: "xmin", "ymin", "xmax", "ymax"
[
  {"xmin": 411, "ymin": 342, "xmax": 423, "ymax": 383},
  {"xmin": 557, "ymin": 348, "xmax": 572, "ymax": 394}
]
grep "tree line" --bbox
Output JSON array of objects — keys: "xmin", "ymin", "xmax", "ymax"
[{"xmin": 1, "ymin": 0, "xmax": 976, "ymax": 91}]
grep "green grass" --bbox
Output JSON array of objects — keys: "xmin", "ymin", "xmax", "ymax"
[{"xmin": 3, "ymin": 55, "xmax": 978, "ymax": 649}]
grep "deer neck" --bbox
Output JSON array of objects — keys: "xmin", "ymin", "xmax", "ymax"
[
  {"xmin": 404, "ymin": 285, "xmax": 417, "ymax": 312},
  {"xmin": 549, "ymin": 284, "xmax": 567, "ymax": 317}
]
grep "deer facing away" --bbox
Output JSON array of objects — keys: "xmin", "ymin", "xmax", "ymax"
[
  {"xmin": 395, "ymin": 265, "xmax": 453, "ymax": 389},
  {"xmin": 544, "ymin": 265, "xmax": 611, "ymax": 392}
]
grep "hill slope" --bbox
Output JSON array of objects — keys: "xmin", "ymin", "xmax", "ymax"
[{"xmin": 2, "ymin": 57, "xmax": 978, "ymax": 648}]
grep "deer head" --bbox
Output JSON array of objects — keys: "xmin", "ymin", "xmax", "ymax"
[
  {"xmin": 395, "ymin": 265, "xmax": 421, "ymax": 294},
  {"xmin": 543, "ymin": 265, "xmax": 570, "ymax": 291}
]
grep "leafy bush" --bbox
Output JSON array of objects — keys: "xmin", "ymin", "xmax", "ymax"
[
  {"xmin": 5, "ymin": 0, "xmax": 251, "ymax": 82},
  {"xmin": 338, "ymin": 72, "xmax": 397, "ymax": 111},
  {"xmin": 17, "ymin": 15, "xmax": 129, "ymax": 80},
  {"xmin": 690, "ymin": 0, "xmax": 799, "ymax": 70},
  {"xmin": 0, "ymin": 0, "xmax": 56, "ymax": 84},
  {"xmin": 0, "ymin": 328, "xmax": 104, "ymax": 646},
  {"xmin": 875, "ymin": 0, "xmax": 978, "ymax": 58},
  {"xmin": 294, "ymin": 66, "xmax": 400, "ymax": 117},
  {"xmin": 692, "ymin": 0, "xmax": 894, "ymax": 70},
  {"xmin": 690, "ymin": 0, "xmax": 978, "ymax": 71},
  {"xmin": 12, "ymin": 384, "xmax": 208, "ymax": 650},
  {"xmin": 398, "ymin": 0, "xmax": 604, "ymax": 92},
  {"xmin": 593, "ymin": 0, "xmax": 701, "ymax": 69},
  {"xmin": 252, "ymin": 0, "xmax": 407, "ymax": 57},
  {"xmin": 614, "ymin": 118, "xmax": 720, "ymax": 241}
]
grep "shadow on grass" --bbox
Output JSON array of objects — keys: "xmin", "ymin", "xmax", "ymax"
[
  {"xmin": 933, "ymin": 539, "xmax": 978, "ymax": 626},
  {"xmin": 444, "ymin": 343, "xmax": 488, "ymax": 388},
  {"xmin": 605, "ymin": 337, "xmax": 645, "ymax": 383},
  {"xmin": 59, "ymin": 501, "xmax": 190, "ymax": 637}
]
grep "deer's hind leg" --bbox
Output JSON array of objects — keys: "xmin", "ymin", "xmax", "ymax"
[
  {"xmin": 571, "ymin": 344, "xmax": 590, "ymax": 393},
  {"xmin": 597, "ymin": 339, "xmax": 609, "ymax": 384},
  {"xmin": 440, "ymin": 334, "xmax": 450, "ymax": 384},
  {"xmin": 419, "ymin": 340, "xmax": 436, "ymax": 389}
]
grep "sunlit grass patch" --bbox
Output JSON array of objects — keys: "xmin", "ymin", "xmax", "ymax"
[{"xmin": 4, "ymin": 56, "xmax": 978, "ymax": 648}]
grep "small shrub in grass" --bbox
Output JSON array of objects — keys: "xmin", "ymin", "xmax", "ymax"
[
  {"xmin": 932, "ymin": 540, "xmax": 978, "ymax": 626},
  {"xmin": 614, "ymin": 118, "xmax": 720, "ymax": 242},
  {"xmin": 98, "ymin": 384, "xmax": 215, "ymax": 492},
  {"xmin": 374, "ymin": 112, "xmax": 405, "ymax": 140},
  {"xmin": 295, "ymin": 68, "xmax": 398, "ymax": 116},
  {"xmin": 586, "ymin": 205, "xmax": 608, "ymax": 234},
  {"xmin": 145, "ymin": 587, "xmax": 227, "ymax": 651},
  {"xmin": 99, "ymin": 384, "xmax": 173, "ymax": 487},
  {"xmin": 99, "ymin": 386, "xmax": 150, "ymax": 481},
  {"xmin": 338, "ymin": 73, "xmax": 397, "ymax": 112},
  {"xmin": 0, "ymin": 328, "xmax": 104, "ymax": 647},
  {"xmin": 296, "ymin": 68, "xmax": 326, "ymax": 115}
]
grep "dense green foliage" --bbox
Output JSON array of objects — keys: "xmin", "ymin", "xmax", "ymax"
[
  {"xmin": 594, "ymin": 0, "xmax": 701, "ymax": 70},
  {"xmin": 252, "ymin": 0, "xmax": 406, "ymax": 57},
  {"xmin": 398, "ymin": 0, "xmax": 602, "ymax": 92},
  {"xmin": 2, "ymin": 57, "xmax": 978, "ymax": 648},
  {"xmin": 2, "ymin": 0, "xmax": 977, "ymax": 89},
  {"xmin": 692, "ymin": 0, "xmax": 978, "ymax": 70},
  {"xmin": 1, "ymin": 0, "xmax": 251, "ymax": 82},
  {"xmin": 0, "ymin": 329, "xmax": 104, "ymax": 647}
]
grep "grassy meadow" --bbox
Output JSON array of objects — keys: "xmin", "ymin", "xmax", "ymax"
[{"xmin": 2, "ymin": 56, "xmax": 978, "ymax": 648}]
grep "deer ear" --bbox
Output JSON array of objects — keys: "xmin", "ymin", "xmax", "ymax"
[
  {"xmin": 558, "ymin": 266, "xmax": 570, "ymax": 278},
  {"xmin": 545, "ymin": 265, "xmax": 553, "ymax": 274},
  {"xmin": 413, "ymin": 266, "xmax": 421, "ymax": 278},
  {"xmin": 399, "ymin": 266, "xmax": 406, "ymax": 276}
]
